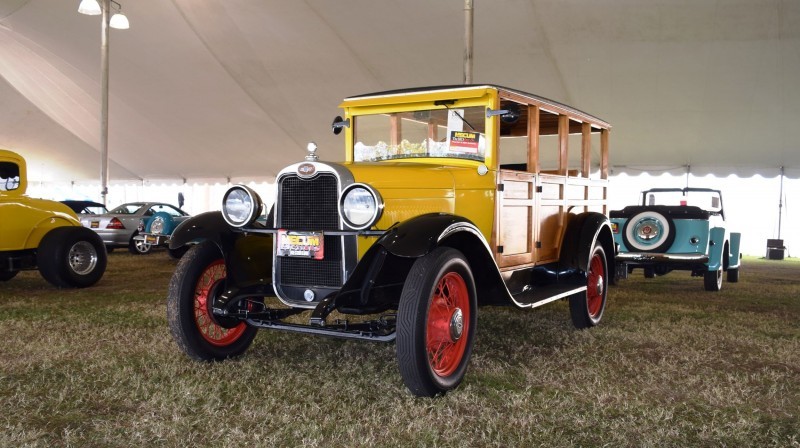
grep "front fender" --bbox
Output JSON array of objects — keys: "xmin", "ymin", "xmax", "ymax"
[
  {"xmin": 375, "ymin": 212, "xmax": 480, "ymax": 258},
  {"xmin": 169, "ymin": 211, "xmax": 229, "ymax": 249},
  {"xmin": 171, "ymin": 211, "xmax": 273, "ymax": 299}
]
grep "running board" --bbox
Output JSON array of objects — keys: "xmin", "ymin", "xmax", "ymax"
[
  {"xmin": 246, "ymin": 318, "xmax": 396, "ymax": 342},
  {"xmin": 511, "ymin": 284, "xmax": 587, "ymax": 308}
]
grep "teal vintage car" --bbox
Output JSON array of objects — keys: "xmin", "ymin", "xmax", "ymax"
[{"xmin": 610, "ymin": 187, "xmax": 742, "ymax": 291}]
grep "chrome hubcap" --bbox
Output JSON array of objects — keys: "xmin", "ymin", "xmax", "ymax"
[
  {"xmin": 68, "ymin": 241, "xmax": 98, "ymax": 275},
  {"xmin": 596, "ymin": 275, "xmax": 604, "ymax": 296},
  {"xmin": 449, "ymin": 308, "xmax": 464, "ymax": 341}
]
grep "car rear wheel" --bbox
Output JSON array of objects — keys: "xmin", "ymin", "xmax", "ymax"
[
  {"xmin": 570, "ymin": 242, "xmax": 608, "ymax": 329},
  {"xmin": 704, "ymin": 268, "xmax": 722, "ymax": 291},
  {"xmin": 167, "ymin": 241, "xmax": 257, "ymax": 360},
  {"xmin": 727, "ymin": 267, "xmax": 740, "ymax": 283},
  {"xmin": 37, "ymin": 227, "xmax": 107, "ymax": 288},
  {"xmin": 397, "ymin": 247, "xmax": 477, "ymax": 397}
]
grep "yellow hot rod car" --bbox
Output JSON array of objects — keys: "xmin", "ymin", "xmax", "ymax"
[
  {"xmin": 0, "ymin": 149, "xmax": 106, "ymax": 287},
  {"xmin": 167, "ymin": 85, "xmax": 614, "ymax": 396}
]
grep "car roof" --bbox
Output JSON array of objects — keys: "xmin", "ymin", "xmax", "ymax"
[{"xmin": 342, "ymin": 84, "xmax": 610, "ymax": 129}]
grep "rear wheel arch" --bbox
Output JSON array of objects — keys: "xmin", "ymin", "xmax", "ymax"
[
  {"xmin": 23, "ymin": 216, "xmax": 80, "ymax": 249},
  {"xmin": 561, "ymin": 212, "xmax": 615, "ymax": 277}
]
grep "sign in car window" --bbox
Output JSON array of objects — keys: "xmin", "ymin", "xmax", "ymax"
[{"xmin": 449, "ymin": 131, "xmax": 480, "ymax": 154}]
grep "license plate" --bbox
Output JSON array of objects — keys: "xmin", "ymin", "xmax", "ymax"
[
  {"xmin": 91, "ymin": 221, "xmax": 99, "ymax": 228},
  {"xmin": 277, "ymin": 230, "xmax": 324, "ymax": 260},
  {"xmin": 144, "ymin": 235, "xmax": 159, "ymax": 244}
]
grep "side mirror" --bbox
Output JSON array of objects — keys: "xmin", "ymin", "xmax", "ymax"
[
  {"xmin": 486, "ymin": 106, "xmax": 520, "ymax": 124},
  {"xmin": 331, "ymin": 116, "xmax": 350, "ymax": 135}
]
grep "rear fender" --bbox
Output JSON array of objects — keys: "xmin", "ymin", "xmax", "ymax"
[
  {"xmin": 727, "ymin": 232, "xmax": 742, "ymax": 269},
  {"xmin": 560, "ymin": 212, "xmax": 615, "ymax": 279},
  {"xmin": 24, "ymin": 216, "xmax": 79, "ymax": 250},
  {"xmin": 708, "ymin": 227, "xmax": 726, "ymax": 271}
]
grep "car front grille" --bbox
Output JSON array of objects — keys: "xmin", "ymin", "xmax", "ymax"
[{"xmin": 277, "ymin": 173, "xmax": 343, "ymax": 288}]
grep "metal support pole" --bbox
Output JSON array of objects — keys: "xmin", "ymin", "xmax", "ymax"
[
  {"xmin": 100, "ymin": 0, "xmax": 110, "ymax": 205},
  {"xmin": 778, "ymin": 166, "xmax": 784, "ymax": 239},
  {"xmin": 463, "ymin": 0, "xmax": 473, "ymax": 84}
]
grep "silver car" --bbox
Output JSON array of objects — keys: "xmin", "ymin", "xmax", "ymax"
[{"xmin": 81, "ymin": 202, "xmax": 190, "ymax": 254}]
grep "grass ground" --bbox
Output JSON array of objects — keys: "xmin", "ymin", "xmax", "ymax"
[{"xmin": 1, "ymin": 253, "xmax": 798, "ymax": 447}]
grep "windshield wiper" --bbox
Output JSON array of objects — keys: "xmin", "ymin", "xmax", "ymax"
[{"xmin": 434, "ymin": 100, "xmax": 476, "ymax": 131}]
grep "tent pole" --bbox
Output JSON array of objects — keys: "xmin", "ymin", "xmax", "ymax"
[
  {"xmin": 100, "ymin": 0, "xmax": 110, "ymax": 206},
  {"xmin": 778, "ymin": 166, "xmax": 784, "ymax": 239},
  {"xmin": 685, "ymin": 164, "xmax": 690, "ymax": 189},
  {"xmin": 463, "ymin": 0, "xmax": 473, "ymax": 84}
]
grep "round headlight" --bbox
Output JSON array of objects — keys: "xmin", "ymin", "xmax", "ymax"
[
  {"xmin": 222, "ymin": 185, "xmax": 263, "ymax": 227},
  {"xmin": 339, "ymin": 184, "xmax": 382, "ymax": 230}
]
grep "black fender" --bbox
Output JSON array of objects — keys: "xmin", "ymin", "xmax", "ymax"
[
  {"xmin": 169, "ymin": 211, "xmax": 273, "ymax": 296},
  {"xmin": 559, "ymin": 212, "xmax": 615, "ymax": 280},
  {"xmin": 375, "ymin": 212, "xmax": 475, "ymax": 258},
  {"xmin": 334, "ymin": 213, "xmax": 508, "ymax": 312},
  {"xmin": 169, "ymin": 211, "xmax": 231, "ymax": 249}
]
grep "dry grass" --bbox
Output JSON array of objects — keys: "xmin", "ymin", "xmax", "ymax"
[{"xmin": 1, "ymin": 252, "xmax": 798, "ymax": 447}]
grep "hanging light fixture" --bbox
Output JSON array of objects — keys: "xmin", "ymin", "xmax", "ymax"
[
  {"xmin": 109, "ymin": 7, "xmax": 130, "ymax": 29},
  {"xmin": 77, "ymin": 0, "xmax": 101, "ymax": 15}
]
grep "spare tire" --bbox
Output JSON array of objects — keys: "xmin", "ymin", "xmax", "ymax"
[{"xmin": 621, "ymin": 210, "xmax": 676, "ymax": 253}]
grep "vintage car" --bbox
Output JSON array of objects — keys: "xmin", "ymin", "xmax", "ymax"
[
  {"xmin": 81, "ymin": 202, "xmax": 190, "ymax": 254},
  {"xmin": 167, "ymin": 85, "xmax": 614, "ymax": 396},
  {"xmin": 0, "ymin": 149, "xmax": 107, "ymax": 287},
  {"xmin": 610, "ymin": 187, "xmax": 741, "ymax": 291},
  {"xmin": 133, "ymin": 210, "xmax": 193, "ymax": 258}
]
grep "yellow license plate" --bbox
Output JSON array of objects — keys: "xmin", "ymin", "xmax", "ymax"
[{"xmin": 277, "ymin": 230, "xmax": 324, "ymax": 260}]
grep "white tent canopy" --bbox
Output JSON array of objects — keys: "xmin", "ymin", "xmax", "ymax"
[{"xmin": 1, "ymin": 0, "xmax": 799, "ymax": 185}]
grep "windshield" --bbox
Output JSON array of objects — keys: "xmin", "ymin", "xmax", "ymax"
[
  {"xmin": 643, "ymin": 190, "xmax": 723, "ymax": 213},
  {"xmin": 353, "ymin": 106, "xmax": 487, "ymax": 162},
  {"xmin": 110, "ymin": 204, "xmax": 144, "ymax": 214}
]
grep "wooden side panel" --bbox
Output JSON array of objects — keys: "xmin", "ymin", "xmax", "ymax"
[
  {"xmin": 537, "ymin": 175, "xmax": 565, "ymax": 263},
  {"xmin": 496, "ymin": 170, "xmax": 535, "ymax": 267}
]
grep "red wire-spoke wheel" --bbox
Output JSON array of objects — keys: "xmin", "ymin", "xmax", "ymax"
[
  {"xmin": 569, "ymin": 242, "xmax": 608, "ymax": 329},
  {"xmin": 193, "ymin": 260, "xmax": 248, "ymax": 346},
  {"xmin": 167, "ymin": 241, "xmax": 257, "ymax": 361},
  {"xmin": 426, "ymin": 272, "xmax": 470, "ymax": 377},
  {"xmin": 397, "ymin": 247, "xmax": 477, "ymax": 397}
]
